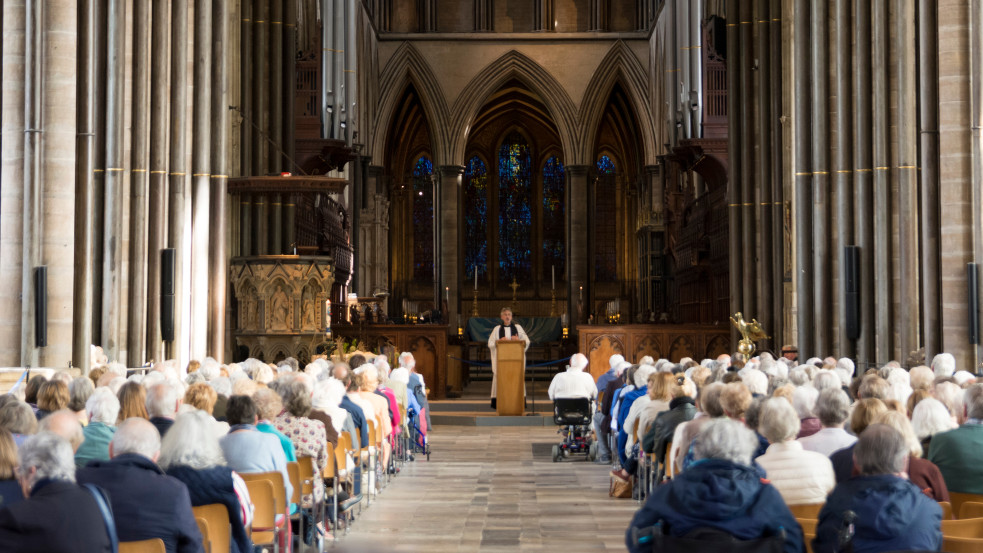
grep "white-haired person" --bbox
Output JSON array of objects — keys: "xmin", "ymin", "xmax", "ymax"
[
  {"xmin": 354, "ymin": 364, "xmax": 393, "ymax": 469},
  {"xmin": 756, "ymin": 398, "xmax": 835, "ymax": 505},
  {"xmin": 613, "ymin": 364, "xmax": 657, "ymax": 470},
  {"xmin": 547, "ymin": 353, "xmax": 597, "ymax": 401},
  {"xmin": 146, "ymin": 381, "xmax": 181, "ymax": 438},
  {"xmin": 77, "ymin": 418, "xmax": 204, "ymax": 552},
  {"xmin": 798, "ymin": 388, "xmax": 856, "ymax": 456},
  {"xmin": 397, "ymin": 351, "xmax": 430, "ymax": 431},
  {"xmin": 792, "ymin": 385, "xmax": 821, "ymax": 438},
  {"xmin": 910, "ymin": 396, "xmax": 957, "ymax": 454},
  {"xmin": 38, "ymin": 410, "xmax": 84, "ymax": 454},
  {"xmin": 626, "ymin": 418, "xmax": 803, "ymax": 553},
  {"xmin": 75, "ymin": 387, "xmax": 120, "ymax": 468},
  {"xmin": 273, "ymin": 380, "xmax": 330, "ymax": 486},
  {"xmin": 813, "ymin": 425, "xmax": 942, "ymax": 553},
  {"xmin": 373, "ymin": 357, "xmax": 405, "ymax": 434},
  {"xmin": 873, "ymin": 410, "xmax": 949, "ymax": 502},
  {"xmin": 486, "ymin": 306, "xmax": 530, "ymax": 409},
  {"xmin": 68, "ymin": 376, "xmax": 94, "ymax": 426},
  {"xmin": 0, "ymin": 432, "xmax": 114, "ymax": 552},
  {"xmin": 161, "ymin": 410, "xmax": 254, "ymax": 553},
  {"xmin": 931, "ymin": 352, "xmax": 956, "ymax": 379},
  {"xmin": 741, "ymin": 368, "xmax": 769, "ymax": 397},
  {"xmin": 595, "ymin": 355, "xmax": 631, "ymax": 464}
]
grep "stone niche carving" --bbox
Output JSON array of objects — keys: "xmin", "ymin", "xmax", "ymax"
[{"xmin": 230, "ymin": 258, "xmax": 335, "ymax": 363}]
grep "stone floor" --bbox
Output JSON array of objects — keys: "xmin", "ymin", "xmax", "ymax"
[{"xmin": 329, "ymin": 425, "xmax": 639, "ymax": 552}]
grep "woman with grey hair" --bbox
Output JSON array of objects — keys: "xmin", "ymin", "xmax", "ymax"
[
  {"xmin": 273, "ymin": 380, "xmax": 329, "ymax": 506},
  {"xmin": 0, "ymin": 401, "xmax": 38, "ymax": 447},
  {"xmin": 0, "ymin": 432, "xmax": 114, "ymax": 551},
  {"xmin": 161, "ymin": 411, "xmax": 254, "ymax": 553},
  {"xmin": 756, "ymin": 398, "xmax": 835, "ymax": 505},
  {"xmin": 799, "ymin": 388, "xmax": 858, "ymax": 456},
  {"xmin": 813, "ymin": 425, "xmax": 943, "ymax": 553},
  {"xmin": 67, "ymin": 377, "xmax": 94, "ymax": 426},
  {"xmin": 626, "ymin": 418, "xmax": 803, "ymax": 553},
  {"xmin": 74, "ymin": 388, "xmax": 120, "ymax": 468},
  {"xmin": 910, "ymin": 397, "xmax": 957, "ymax": 454}
]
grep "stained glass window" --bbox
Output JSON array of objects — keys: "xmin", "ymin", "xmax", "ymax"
[
  {"xmin": 595, "ymin": 155, "xmax": 617, "ymax": 281},
  {"xmin": 542, "ymin": 155, "xmax": 565, "ymax": 280},
  {"xmin": 412, "ymin": 156, "xmax": 434, "ymax": 281},
  {"xmin": 464, "ymin": 156, "xmax": 488, "ymax": 283},
  {"xmin": 498, "ymin": 133, "xmax": 532, "ymax": 283}
]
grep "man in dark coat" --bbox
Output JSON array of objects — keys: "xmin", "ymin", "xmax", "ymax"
[
  {"xmin": 0, "ymin": 432, "xmax": 113, "ymax": 552},
  {"xmin": 77, "ymin": 417, "xmax": 203, "ymax": 553},
  {"xmin": 626, "ymin": 418, "xmax": 802, "ymax": 553},
  {"xmin": 813, "ymin": 424, "xmax": 942, "ymax": 553}
]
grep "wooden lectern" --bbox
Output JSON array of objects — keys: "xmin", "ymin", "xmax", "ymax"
[{"xmin": 496, "ymin": 339, "xmax": 526, "ymax": 416}]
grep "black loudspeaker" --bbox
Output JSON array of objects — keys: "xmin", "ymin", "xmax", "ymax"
[
  {"xmin": 161, "ymin": 249, "xmax": 175, "ymax": 341},
  {"xmin": 844, "ymin": 246, "xmax": 860, "ymax": 340},
  {"xmin": 969, "ymin": 263, "xmax": 979, "ymax": 345},
  {"xmin": 161, "ymin": 248, "xmax": 176, "ymax": 295},
  {"xmin": 34, "ymin": 266, "xmax": 46, "ymax": 348}
]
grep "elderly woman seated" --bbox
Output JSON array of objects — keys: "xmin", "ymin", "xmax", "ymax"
[
  {"xmin": 626, "ymin": 418, "xmax": 803, "ymax": 553},
  {"xmin": 755, "ymin": 397, "xmax": 835, "ymax": 505}
]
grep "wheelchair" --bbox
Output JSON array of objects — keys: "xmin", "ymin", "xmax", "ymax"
[{"xmin": 551, "ymin": 397, "xmax": 598, "ymax": 462}]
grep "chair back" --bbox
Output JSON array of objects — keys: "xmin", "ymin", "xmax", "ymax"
[
  {"xmin": 787, "ymin": 503, "xmax": 823, "ymax": 519},
  {"xmin": 240, "ymin": 471, "xmax": 287, "ymax": 516},
  {"xmin": 939, "ymin": 501, "xmax": 954, "ymax": 520},
  {"xmin": 323, "ymin": 443, "xmax": 337, "ymax": 479},
  {"xmin": 663, "ymin": 441, "xmax": 674, "ymax": 479},
  {"xmin": 118, "ymin": 539, "xmax": 167, "ymax": 553},
  {"xmin": 192, "ymin": 503, "xmax": 230, "ymax": 553},
  {"xmin": 942, "ymin": 517, "xmax": 983, "ymax": 538},
  {"xmin": 942, "ymin": 535, "xmax": 983, "ymax": 553},
  {"xmin": 243, "ymin": 479, "xmax": 277, "ymax": 546},
  {"xmin": 553, "ymin": 398, "xmax": 592, "ymax": 425},
  {"xmin": 194, "ymin": 517, "xmax": 211, "ymax": 553},
  {"xmin": 286, "ymin": 461, "xmax": 301, "ymax": 505},
  {"xmin": 367, "ymin": 419, "xmax": 379, "ymax": 445},
  {"xmin": 795, "ymin": 518, "xmax": 817, "ymax": 535},
  {"xmin": 297, "ymin": 455, "xmax": 317, "ymax": 497},
  {"xmin": 950, "ymin": 492, "xmax": 983, "ymax": 519},
  {"xmin": 960, "ymin": 501, "xmax": 983, "ymax": 520}
]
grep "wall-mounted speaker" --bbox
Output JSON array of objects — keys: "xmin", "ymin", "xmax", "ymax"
[
  {"xmin": 844, "ymin": 246, "xmax": 860, "ymax": 340},
  {"xmin": 969, "ymin": 263, "xmax": 979, "ymax": 345},
  {"xmin": 34, "ymin": 266, "xmax": 46, "ymax": 348},
  {"xmin": 161, "ymin": 249, "xmax": 175, "ymax": 342}
]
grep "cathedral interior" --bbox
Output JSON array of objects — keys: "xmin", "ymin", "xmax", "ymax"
[{"xmin": 2, "ymin": 0, "xmax": 982, "ymax": 383}]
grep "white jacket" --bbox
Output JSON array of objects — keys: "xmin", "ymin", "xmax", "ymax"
[
  {"xmin": 756, "ymin": 440, "xmax": 835, "ymax": 506},
  {"xmin": 547, "ymin": 368, "xmax": 597, "ymax": 400}
]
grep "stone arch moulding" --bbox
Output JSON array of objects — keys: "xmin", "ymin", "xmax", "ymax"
[
  {"xmin": 578, "ymin": 41, "xmax": 657, "ymax": 166},
  {"xmin": 370, "ymin": 42, "xmax": 451, "ymax": 166},
  {"xmin": 449, "ymin": 50, "xmax": 581, "ymax": 166}
]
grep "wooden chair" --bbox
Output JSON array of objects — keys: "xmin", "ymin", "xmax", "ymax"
[
  {"xmin": 950, "ymin": 492, "xmax": 983, "ymax": 519},
  {"xmin": 240, "ymin": 471, "xmax": 287, "ymax": 519},
  {"xmin": 942, "ymin": 517, "xmax": 983, "ymax": 538},
  {"xmin": 796, "ymin": 518, "xmax": 818, "ymax": 536},
  {"xmin": 118, "ymin": 539, "xmax": 166, "ymax": 553},
  {"xmin": 243, "ymin": 478, "xmax": 281, "ymax": 553},
  {"xmin": 960, "ymin": 501, "xmax": 983, "ymax": 520},
  {"xmin": 939, "ymin": 500, "xmax": 954, "ymax": 520},
  {"xmin": 662, "ymin": 441, "xmax": 674, "ymax": 480},
  {"xmin": 942, "ymin": 535, "xmax": 983, "ymax": 553},
  {"xmin": 286, "ymin": 461, "xmax": 301, "ymax": 507},
  {"xmin": 788, "ymin": 503, "xmax": 824, "ymax": 519},
  {"xmin": 192, "ymin": 503, "xmax": 230, "ymax": 553},
  {"xmin": 194, "ymin": 517, "xmax": 211, "ymax": 553},
  {"xmin": 802, "ymin": 532, "xmax": 815, "ymax": 553}
]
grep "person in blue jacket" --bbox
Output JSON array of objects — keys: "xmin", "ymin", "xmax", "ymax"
[
  {"xmin": 626, "ymin": 418, "xmax": 803, "ymax": 553},
  {"xmin": 812, "ymin": 424, "xmax": 942, "ymax": 553}
]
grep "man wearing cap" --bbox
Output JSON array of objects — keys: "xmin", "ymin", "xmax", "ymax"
[{"xmin": 547, "ymin": 353, "xmax": 597, "ymax": 401}]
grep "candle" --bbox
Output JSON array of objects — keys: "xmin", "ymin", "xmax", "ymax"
[
  {"xmin": 445, "ymin": 286, "xmax": 449, "ymax": 303},
  {"xmin": 474, "ymin": 265, "xmax": 478, "ymax": 290},
  {"xmin": 551, "ymin": 265, "xmax": 555, "ymax": 290},
  {"xmin": 579, "ymin": 286, "xmax": 583, "ymax": 301},
  {"xmin": 325, "ymin": 300, "xmax": 331, "ymax": 329}
]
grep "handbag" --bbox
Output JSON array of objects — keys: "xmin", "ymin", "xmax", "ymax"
[
  {"xmin": 609, "ymin": 475, "xmax": 633, "ymax": 498},
  {"xmin": 83, "ymin": 483, "xmax": 119, "ymax": 553}
]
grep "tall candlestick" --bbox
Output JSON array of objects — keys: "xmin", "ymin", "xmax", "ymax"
[
  {"xmin": 579, "ymin": 286, "xmax": 583, "ymax": 301},
  {"xmin": 445, "ymin": 286, "xmax": 449, "ymax": 303},
  {"xmin": 551, "ymin": 265, "xmax": 555, "ymax": 290}
]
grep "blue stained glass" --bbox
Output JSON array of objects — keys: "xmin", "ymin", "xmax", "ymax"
[
  {"xmin": 542, "ymin": 155, "xmax": 565, "ymax": 280},
  {"xmin": 412, "ymin": 156, "xmax": 434, "ymax": 281},
  {"xmin": 498, "ymin": 133, "xmax": 532, "ymax": 283},
  {"xmin": 464, "ymin": 156, "xmax": 488, "ymax": 282},
  {"xmin": 597, "ymin": 155, "xmax": 616, "ymax": 173}
]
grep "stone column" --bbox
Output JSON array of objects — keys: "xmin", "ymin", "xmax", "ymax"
[
  {"xmin": 566, "ymin": 165, "xmax": 589, "ymax": 327},
  {"xmin": 533, "ymin": 0, "xmax": 554, "ymax": 31},
  {"xmin": 439, "ymin": 165, "xmax": 463, "ymax": 330}
]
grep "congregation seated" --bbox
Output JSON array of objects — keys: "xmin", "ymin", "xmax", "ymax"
[
  {"xmin": 830, "ymin": 398, "xmax": 888, "ymax": 483},
  {"xmin": 755, "ymin": 397, "xmax": 835, "ymax": 506},
  {"xmin": 219, "ymin": 395, "xmax": 294, "ymax": 504},
  {"xmin": 251, "ymin": 388, "xmax": 298, "ymax": 463},
  {"xmin": 117, "ymin": 381, "xmax": 150, "ymax": 421},
  {"xmin": 38, "ymin": 409, "xmax": 84, "ymax": 454},
  {"xmin": 813, "ymin": 424, "xmax": 942, "ymax": 553},
  {"xmin": 35, "ymin": 380, "xmax": 69, "ymax": 421},
  {"xmin": 0, "ymin": 401, "xmax": 38, "ymax": 447},
  {"xmin": 160, "ymin": 410, "xmax": 254, "ymax": 553},
  {"xmin": 927, "ymin": 382, "xmax": 983, "ymax": 494},
  {"xmin": 874, "ymin": 409, "xmax": 949, "ymax": 501},
  {"xmin": 68, "ymin": 376, "xmax": 94, "ymax": 426},
  {"xmin": 0, "ymin": 432, "xmax": 113, "ymax": 552},
  {"xmin": 77, "ymin": 418, "xmax": 204, "ymax": 553},
  {"xmin": 271, "ymin": 379, "xmax": 328, "ymax": 507},
  {"xmin": 626, "ymin": 418, "xmax": 802, "ymax": 553},
  {"xmin": 642, "ymin": 375, "xmax": 696, "ymax": 466},
  {"xmin": 548, "ymin": 353, "xmax": 597, "ymax": 403}
]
